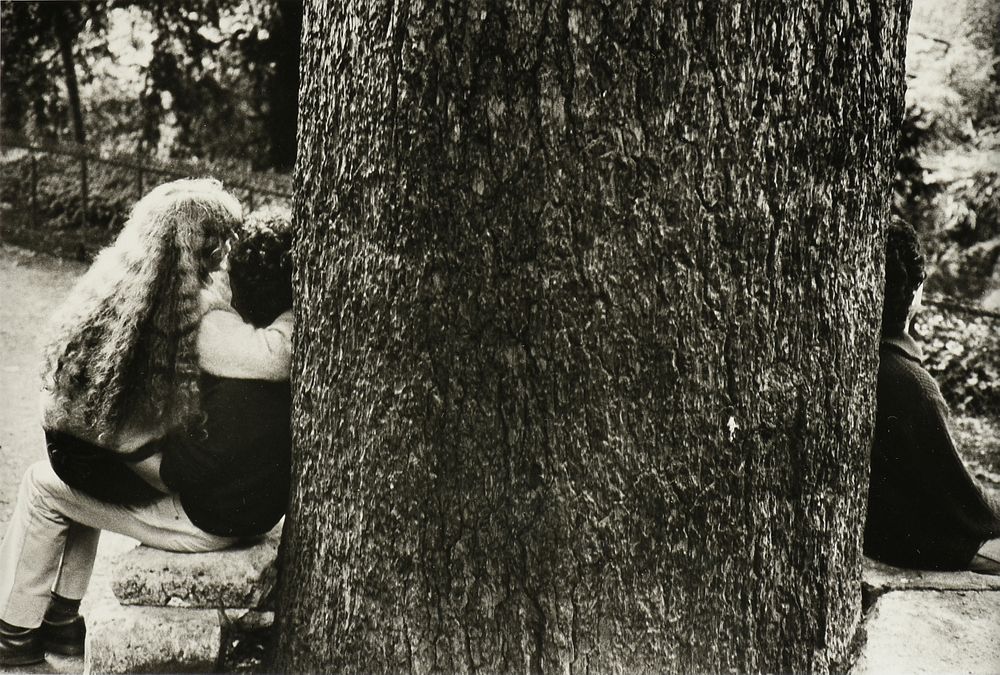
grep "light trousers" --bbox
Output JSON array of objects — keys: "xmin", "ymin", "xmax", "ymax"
[{"xmin": 0, "ymin": 461, "xmax": 235, "ymax": 628}]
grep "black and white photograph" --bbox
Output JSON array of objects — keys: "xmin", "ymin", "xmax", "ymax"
[{"xmin": 0, "ymin": 0, "xmax": 999, "ymax": 672}]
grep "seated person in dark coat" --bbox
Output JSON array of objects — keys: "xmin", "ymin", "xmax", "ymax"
[{"xmin": 864, "ymin": 220, "xmax": 1000, "ymax": 574}]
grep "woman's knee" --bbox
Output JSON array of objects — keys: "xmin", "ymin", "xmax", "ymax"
[{"xmin": 21, "ymin": 460, "xmax": 67, "ymax": 500}]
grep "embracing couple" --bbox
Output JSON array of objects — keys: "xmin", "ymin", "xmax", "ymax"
[{"xmin": 0, "ymin": 179, "xmax": 294, "ymax": 666}]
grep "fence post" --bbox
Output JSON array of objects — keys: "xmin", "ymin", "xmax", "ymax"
[
  {"xmin": 29, "ymin": 154, "xmax": 38, "ymax": 227},
  {"xmin": 137, "ymin": 167, "xmax": 144, "ymax": 199},
  {"xmin": 80, "ymin": 154, "xmax": 89, "ymax": 228},
  {"xmin": 248, "ymin": 189, "xmax": 255, "ymax": 212}
]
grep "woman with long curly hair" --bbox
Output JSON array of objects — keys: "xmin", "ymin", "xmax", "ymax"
[
  {"xmin": 35, "ymin": 178, "xmax": 243, "ymax": 507},
  {"xmin": 41, "ymin": 178, "xmax": 241, "ymax": 452}
]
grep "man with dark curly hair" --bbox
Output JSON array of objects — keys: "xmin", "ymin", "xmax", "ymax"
[
  {"xmin": 865, "ymin": 220, "xmax": 1000, "ymax": 573},
  {"xmin": 155, "ymin": 206, "xmax": 294, "ymax": 540}
]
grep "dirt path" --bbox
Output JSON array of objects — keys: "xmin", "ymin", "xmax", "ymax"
[
  {"xmin": 0, "ymin": 244, "xmax": 84, "ymax": 529},
  {"xmin": 0, "ymin": 244, "xmax": 134, "ymax": 675}
]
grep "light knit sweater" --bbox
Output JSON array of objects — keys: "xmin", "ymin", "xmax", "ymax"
[
  {"xmin": 196, "ymin": 269, "xmax": 293, "ymax": 381},
  {"xmin": 40, "ymin": 270, "xmax": 293, "ymax": 453}
]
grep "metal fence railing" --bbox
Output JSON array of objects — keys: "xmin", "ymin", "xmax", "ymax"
[{"xmin": 0, "ymin": 133, "xmax": 292, "ymax": 238}]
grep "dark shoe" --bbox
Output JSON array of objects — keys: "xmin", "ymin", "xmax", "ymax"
[
  {"xmin": 0, "ymin": 624, "xmax": 44, "ymax": 667},
  {"xmin": 41, "ymin": 615, "xmax": 86, "ymax": 656},
  {"xmin": 969, "ymin": 553, "xmax": 1000, "ymax": 576}
]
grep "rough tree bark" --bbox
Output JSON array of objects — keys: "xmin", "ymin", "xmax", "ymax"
[{"xmin": 276, "ymin": 1, "xmax": 910, "ymax": 672}]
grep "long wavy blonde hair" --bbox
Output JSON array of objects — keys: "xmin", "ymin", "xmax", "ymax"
[{"xmin": 42, "ymin": 178, "xmax": 243, "ymax": 445}]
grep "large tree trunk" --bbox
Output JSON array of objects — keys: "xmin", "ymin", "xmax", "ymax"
[{"xmin": 275, "ymin": 1, "xmax": 910, "ymax": 672}]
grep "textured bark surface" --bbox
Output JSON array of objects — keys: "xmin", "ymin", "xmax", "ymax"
[{"xmin": 275, "ymin": 1, "xmax": 911, "ymax": 672}]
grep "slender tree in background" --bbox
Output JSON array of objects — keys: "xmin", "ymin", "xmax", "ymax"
[
  {"xmin": 51, "ymin": 2, "xmax": 86, "ymax": 144},
  {"xmin": 138, "ymin": 0, "xmax": 303, "ymax": 168},
  {"xmin": 276, "ymin": 1, "xmax": 911, "ymax": 671},
  {"xmin": 0, "ymin": 1, "xmax": 94, "ymax": 141},
  {"xmin": 261, "ymin": 0, "xmax": 303, "ymax": 171}
]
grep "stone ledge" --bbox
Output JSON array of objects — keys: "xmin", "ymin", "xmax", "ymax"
[
  {"xmin": 84, "ymin": 600, "xmax": 221, "ymax": 674},
  {"xmin": 863, "ymin": 556, "xmax": 1000, "ymax": 594},
  {"xmin": 111, "ymin": 525, "xmax": 281, "ymax": 609},
  {"xmin": 852, "ymin": 589, "xmax": 1000, "ymax": 674}
]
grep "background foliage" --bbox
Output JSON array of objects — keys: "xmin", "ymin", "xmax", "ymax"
[
  {"xmin": 895, "ymin": 0, "xmax": 1000, "ymax": 415},
  {"xmin": 0, "ymin": 1, "xmax": 297, "ymax": 258},
  {"xmin": 916, "ymin": 309, "xmax": 1000, "ymax": 415},
  {"xmin": 0, "ymin": 0, "xmax": 301, "ymax": 171}
]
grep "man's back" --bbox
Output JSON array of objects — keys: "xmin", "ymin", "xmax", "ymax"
[
  {"xmin": 159, "ymin": 374, "xmax": 292, "ymax": 538},
  {"xmin": 866, "ymin": 336, "xmax": 1000, "ymax": 569}
]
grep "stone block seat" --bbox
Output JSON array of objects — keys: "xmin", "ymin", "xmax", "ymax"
[
  {"xmin": 854, "ymin": 556, "xmax": 1000, "ymax": 674},
  {"xmin": 84, "ymin": 525, "xmax": 281, "ymax": 674}
]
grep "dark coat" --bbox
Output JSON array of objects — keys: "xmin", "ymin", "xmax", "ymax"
[
  {"xmin": 864, "ymin": 333, "xmax": 1000, "ymax": 569},
  {"xmin": 46, "ymin": 374, "xmax": 291, "ymax": 540},
  {"xmin": 157, "ymin": 374, "xmax": 291, "ymax": 538}
]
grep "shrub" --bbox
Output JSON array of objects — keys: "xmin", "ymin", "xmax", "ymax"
[
  {"xmin": 918, "ymin": 162, "xmax": 1000, "ymax": 302},
  {"xmin": 0, "ymin": 146, "xmax": 291, "ymax": 260},
  {"xmin": 914, "ymin": 305, "xmax": 1000, "ymax": 415},
  {"xmin": 892, "ymin": 105, "xmax": 940, "ymax": 232},
  {"xmin": 939, "ymin": 165, "xmax": 1000, "ymax": 246}
]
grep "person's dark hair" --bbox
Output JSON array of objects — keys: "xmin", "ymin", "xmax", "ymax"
[
  {"xmin": 228, "ymin": 207, "xmax": 293, "ymax": 327},
  {"xmin": 883, "ymin": 218, "xmax": 925, "ymax": 336}
]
